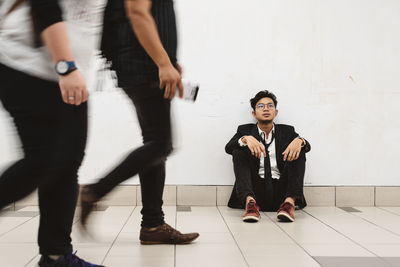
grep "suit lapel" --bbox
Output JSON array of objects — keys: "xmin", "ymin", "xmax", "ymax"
[
  {"xmin": 274, "ymin": 124, "xmax": 285, "ymax": 171},
  {"xmin": 250, "ymin": 124, "xmax": 262, "ymax": 168},
  {"xmin": 251, "ymin": 124, "xmax": 262, "ymax": 142}
]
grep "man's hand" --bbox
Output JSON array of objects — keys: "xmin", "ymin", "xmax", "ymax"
[
  {"xmin": 282, "ymin": 137, "xmax": 304, "ymax": 161},
  {"xmin": 242, "ymin": 136, "xmax": 267, "ymax": 159},
  {"xmin": 59, "ymin": 70, "xmax": 88, "ymax": 106},
  {"xmin": 124, "ymin": 0, "xmax": 183, "ymax": 100},
  {"xmin": 159, "ymin": 63, "xmax": 183, "ymax": 100},
  {"xmin": 39, "ymin": 21, "xmax": 87, "ymax": 106}
]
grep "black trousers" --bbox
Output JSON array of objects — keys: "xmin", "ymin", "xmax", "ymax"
[
  {"xmin": 91, "ymin": 83, "xmax": 172, "ymax": 228},
  {"xmin": 0, "ymin": 64, "xmax": 87, "ymax": 255},
  {"xmin": 230, "ymin": 148, "xmax": 306, "ymax": 211}
]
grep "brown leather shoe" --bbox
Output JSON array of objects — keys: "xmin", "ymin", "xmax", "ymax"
[
  {"xmin": 243, "ymin": 200, "xmax": 260, "ymax": 222},
  {"xmin": 277, "ymin": 202, "xmax": 295, "ymax": 222},
  {"xmin": 140, "ymin": 223, "xmax": 199, "ymax": 245}
]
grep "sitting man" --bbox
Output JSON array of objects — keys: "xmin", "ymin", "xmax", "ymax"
[{"xmin": 225, "ymin": 90, "xmax": 311, "ymax": 223}]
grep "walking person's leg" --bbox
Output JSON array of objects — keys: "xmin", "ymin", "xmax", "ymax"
[
  {"xmin": 0, "ymin": 64, "xmax": 102, "ymax": 266},
  {"xmin": 38, "ymin": 101, "xmax": 87, "ymax": 258},
  {"xmin": 36, "ymin": 97, "xmax": 103, "ymax": 266},
  {"xmin": 130, "ymin": 83, "xmax": 198, "ymax": 244},
  {"xmin": 80, "ymin": 83, "xmax": 198, "ymax": 244},
  {"xmin": 139, "ymin": 163, "xmax": 166, "ymax": 228},
  {"xmin": 129, "ymin": 83, "xmax": 171, "ymax": 230},
  {"xmin": 0, "ymin": 64, "xmax": 61, "ymax": 209},
  {"xmin": 79, "ymin": 83, "xmax": 172, "ymax": 204}
]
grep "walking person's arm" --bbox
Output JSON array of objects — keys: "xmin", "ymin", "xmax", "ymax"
[
  {"xmin": 30, "ymin": 0, "xmax": 88, "ymax": 106},
  {"xmin": 125, "ymin": 0, "xmax": 183, "ymax": 100}
]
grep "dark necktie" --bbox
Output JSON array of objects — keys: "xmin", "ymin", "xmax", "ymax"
[{"xmin": 261, "ymin": 132, "xmax": 275, "ymax": 210}]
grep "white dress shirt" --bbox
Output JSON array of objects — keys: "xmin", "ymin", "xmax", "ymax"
[{"xmin": 238, "ymin": 124, "xmax": 281, "ymax": 179}]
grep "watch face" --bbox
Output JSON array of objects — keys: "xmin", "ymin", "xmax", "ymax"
[{"xmin": 56, "ymin": 61, "xmax": 68, "ymax": 74}]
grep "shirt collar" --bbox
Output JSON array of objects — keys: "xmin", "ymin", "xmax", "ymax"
[{"xmin": 257, "ymin": 124, "xmax": 275, "ymax": 142}]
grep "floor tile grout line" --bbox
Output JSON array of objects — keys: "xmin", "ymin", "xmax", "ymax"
[
  {"xmin": 174, "ymin": 205, "xmax": 177, "ymax": 267},
  {"xmin": 378, "ymin": 207, "xmax": 400, "ymax": 217},
  {"xmin": 22, "ymin": 209, "xmax": 94, "ymax": 266},
  {"xmin": 347, "ymin": 207, "xmax": 400, "ymax": 239},
  {"xmin": 215, "ymin": 187, "xmax": 218, "ymax": 206},
  {"xmin": 176, "ymin": 186, "xmax": 178, "ymax": 206},
  {"xmin": 0, "ymin": 214, "xmax": 39, "ymax": 239},
  {"xmin": 216, "ymin": 206, "xmax": 250, "ymax": 267},
  {"xmin": 12, "ymin": 206, "xmax": 400, "ymax": 266},
  {"xmin": 24, "ymin": 253, "xmax": 40, "ymax": 267},
  {"xmin": 302, "ymin": 208, "xmax": 395, "ymax": 267},
  {"xmin": 334, "ymin": 186, "xmax": 337, "ymax": 206},
  {"xmin": 100, "ymin": 206, "xmax": 137, "ymax": 265},
  {"xmin": 263, "ymin": 211, "xmax": 322, "ymax": 267}
]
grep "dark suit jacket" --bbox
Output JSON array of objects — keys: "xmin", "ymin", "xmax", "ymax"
[{"xmin": 225, "ymin": 123, "xmax": 311, "ymax": 210}]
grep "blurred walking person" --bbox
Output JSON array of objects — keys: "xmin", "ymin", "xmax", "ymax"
[
  {"xmin": 0, "ymin": 0, "xmax": 104, "ymax": 265},
  {"xmin": 79, "ymin": 0, "xmax": 199, "ymax": 245}
]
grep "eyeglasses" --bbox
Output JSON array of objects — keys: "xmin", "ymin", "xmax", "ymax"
[{"xmin": 256, "ymin": 103, "xmax": 275, "ymax": 110}]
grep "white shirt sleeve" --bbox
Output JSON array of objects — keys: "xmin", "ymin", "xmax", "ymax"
[{"xmin": 238, "ymin": 136, "xmax": 247, "ymax": 147}]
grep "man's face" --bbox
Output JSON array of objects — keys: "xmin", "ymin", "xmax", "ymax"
[{"xmin": 252, "ymin": 97, "xmax": 278, "ymax": 123}]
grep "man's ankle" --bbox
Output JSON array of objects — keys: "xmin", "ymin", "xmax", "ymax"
[
  {"xmin": 284, "ymin": 197, "xmax": 295, "ymax": 206},
  {"xmin": 41, "ymin": 254, "xmax": 63, "ymax": 261},
  {"xmin": 142, "ymin": 223, "xmax": 164, "ymax": 231},
  {"xmin": 246, "ymin": 196, "xmax": 256, "ymax": 206}
]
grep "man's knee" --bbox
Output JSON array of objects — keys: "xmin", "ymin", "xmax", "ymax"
[
  {"xmin": 286, "ymin": 151, "xmax": 306, "ymax": 165},
  {"xmin": 161, "ymin": 141, "xmax": 173, "ymax": 157},
  {"xmin": 154, "ymin": 140, "xmax": 173, "ymax": 157},
  {"xmin": 232, "ymin": 148, "xmax": 251, "ymax": 159},
  {"xmin": 49, "ymin": 149, "xmax": 85, "ymax": 178}
]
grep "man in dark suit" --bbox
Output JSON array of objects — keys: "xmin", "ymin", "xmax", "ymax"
[{"xmin": 225, "ymin": 90, "xmax": 311, "ymax": 223}]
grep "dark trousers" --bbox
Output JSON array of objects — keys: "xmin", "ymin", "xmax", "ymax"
[
  {"xmin": 91, "ymin": 83, "xmax": 172, "ymax": 228},
  {"xmin": 0, "ymin": 64, "xmax": 87, "ymax": 255},
  {"xmin": 231, "ymin": 148, "xmax": 306, "ymax": 211}
]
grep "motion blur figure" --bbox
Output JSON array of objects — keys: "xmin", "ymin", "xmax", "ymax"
[
  {"xmin": 0, "ymin": 0, "xmax": 104, "ymax": 266},
  {"xmin": 79, "ymin": 0, "xmax": 199, "ymax": 245}
]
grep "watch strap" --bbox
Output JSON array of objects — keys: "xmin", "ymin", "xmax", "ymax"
[{"xmin": 55, "ymin": 61, "xmax": 77, "ymax": 75}]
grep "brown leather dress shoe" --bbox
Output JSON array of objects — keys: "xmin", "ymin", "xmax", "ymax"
[
  {"xmin": 277, "ymin": 202, "xmax": 295, "ymax": 222},
  {"xmin": 140, "ymin": 223, "xmax": 199, "ymax": 245}
]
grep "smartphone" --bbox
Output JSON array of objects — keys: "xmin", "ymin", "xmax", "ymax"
[{"xmin": 177, "ymin": 82, "xmax": 199, "ymax": 102}]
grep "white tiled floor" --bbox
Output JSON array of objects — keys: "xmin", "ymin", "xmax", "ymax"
[{"xmin": 1, "ymin": 206, "xmax": 400, "ymax": 267}]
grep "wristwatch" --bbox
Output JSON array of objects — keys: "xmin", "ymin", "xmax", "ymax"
[{"xmin": 55, "ymin": 60, "xmax": 77, "ymax": 75}]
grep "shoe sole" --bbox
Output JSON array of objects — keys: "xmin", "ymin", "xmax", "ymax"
[
  {"xmin": 242, "ymin": 215, "xmax": 260, "ymax": 222},
  {"xmin": 277, "ymin": 212, "xmax": 294, "ymax": 222},
  {"xmin": 140, "ymin": 235, "xmax": 199, "ymax": 245}
]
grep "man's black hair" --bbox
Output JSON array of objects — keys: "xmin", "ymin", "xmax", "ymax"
[{"xmin": 250, "ymin": 90, "xmax": 278, "ymax": 110}]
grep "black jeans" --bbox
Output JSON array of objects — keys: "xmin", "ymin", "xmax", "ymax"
[
  {"xmin": 232, "ymin": 148, "xmax": 306, "ymax": 211},
  {"xmin": 0, "ymin": 64, "xmax": 87, "ymax": 255},
  {"xmin": 91, "ymin": 82, "xmax": 172, "ymax": 228}
]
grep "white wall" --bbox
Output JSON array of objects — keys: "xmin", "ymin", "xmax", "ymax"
[{"xmin": 1, "ymin": 0, "xmax": 400, "ymax": 186}]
